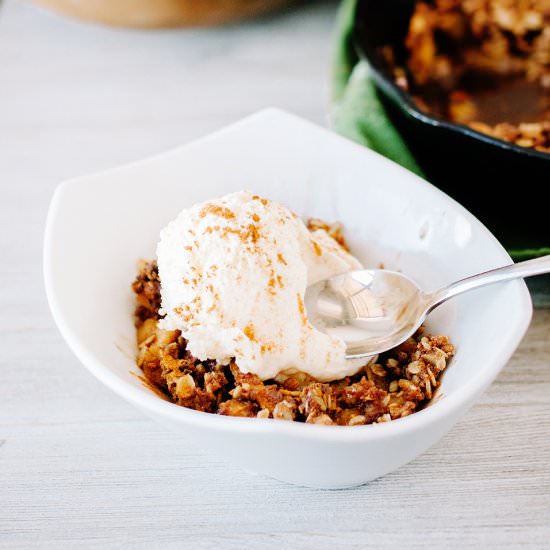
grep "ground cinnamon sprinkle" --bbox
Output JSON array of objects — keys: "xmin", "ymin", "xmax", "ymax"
[
  {"xmin": 311, "ymin": 239, "xmax": 323, "ymax": 256},
  {"xmin": 243, "ymin": 223, "xmax": 260, "ymax": 244},
  {"xmin": 296, "ymin": 293, "xmax": 308, "ymax": 327},
  {"xmin": 204, "ymin": 223, "xmax": 261, "ymax": 245},
  {"xmin": 244, "ymin": 324, "xmax": 256, "ymax": 342},
  {"xmin": 252, "ymin": 195, "xmax": 269, "ymax": 206},
  {"xmin": 199, "ymin": 204, "xmax": 236, "ymax": 219},
  {"xmin": 132, "ymin": 250, "xmax": 454, "ymax": 426},
  {"xmin": 277, "ymin": 253, "xmax": 287, "ymax": 265}
]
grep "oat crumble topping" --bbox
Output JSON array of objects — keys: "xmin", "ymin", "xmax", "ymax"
[{"xmin": 388, "ymin": 0, "xmax": 550, "ymax": 152}]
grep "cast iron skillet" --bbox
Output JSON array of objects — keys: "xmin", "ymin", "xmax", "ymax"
[{"xmin": 353, "ymin": 0, "xmax": 549, "ymax": 252}]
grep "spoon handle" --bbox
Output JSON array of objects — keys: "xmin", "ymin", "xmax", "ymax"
[{"xmin": 428, "ymin": 254, "xmax": 550, "ymax": 311}]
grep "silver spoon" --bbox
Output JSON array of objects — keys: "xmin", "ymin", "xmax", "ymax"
[{"xmin": 304, "ymin": 255, "xmax": 550, "ymax": 359}]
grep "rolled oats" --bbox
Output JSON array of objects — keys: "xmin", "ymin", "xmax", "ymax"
[{"xmin": 391, "ymin": 0, "xmax": 550, "ymax": 152}]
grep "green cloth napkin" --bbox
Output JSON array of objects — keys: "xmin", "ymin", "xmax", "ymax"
[
  {"xmin": 331, "ymin": 0, "xmax": 421, "ymax": 176},
  {"xmin": 330, "ymin": 0, "xmax": 549, "ymax": 260}
]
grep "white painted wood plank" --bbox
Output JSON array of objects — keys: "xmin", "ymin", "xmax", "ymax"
[{"xmin": 0, "ymin": 0, "xmax": 549, "ymax": 548}]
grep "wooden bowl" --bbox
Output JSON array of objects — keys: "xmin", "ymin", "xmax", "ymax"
[{"xmin": 31, "ymin": 0, "xmax": 293, "ymax": 28}]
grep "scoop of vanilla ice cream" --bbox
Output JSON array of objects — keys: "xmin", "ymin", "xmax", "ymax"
[{"xmin": 157, "ymin": 190, "xmax": 368, "ymax": 382}]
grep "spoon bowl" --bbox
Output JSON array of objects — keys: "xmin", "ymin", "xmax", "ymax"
[
  {"xmin": 305, "ymin": 270, "xmax": 428, "ymax": 358},
  {"xmin": 306, "ymin": 254, "xmax": 550, "ymax": 359}
]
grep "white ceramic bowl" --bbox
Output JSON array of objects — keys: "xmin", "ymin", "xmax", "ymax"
[{"xmin": 44, "ymin": 109, "xmax": 532, "ymax": 488}]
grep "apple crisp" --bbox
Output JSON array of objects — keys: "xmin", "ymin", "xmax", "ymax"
[
  {"xmin": 389, "ymin": 0, "xmax": 550, "ymax": 152},
  {"xmin": 132, "ymin": 255, "xmax": 454, "ymax": 427}
]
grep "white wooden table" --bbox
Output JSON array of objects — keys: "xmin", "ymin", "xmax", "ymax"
[{"xmin": 1, "ymin": 1, "xmax": 549, "ymax": 548}]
